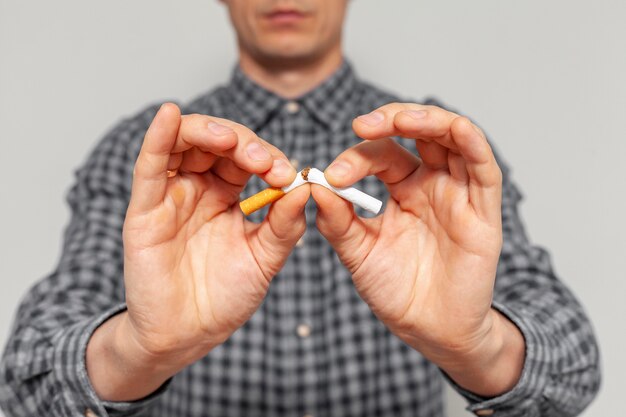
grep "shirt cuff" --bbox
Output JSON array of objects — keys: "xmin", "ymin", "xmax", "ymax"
[
  {"xmin": 51, "ymin": 303, "xmax": 170, "ymax": 417},
  {"xmin": 444, "ymin": 301, "xmax": 554, "ymax": 417}
]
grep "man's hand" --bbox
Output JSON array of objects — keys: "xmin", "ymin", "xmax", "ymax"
[
  {"xmin": 87, "ymin": 103, "xmax": 310, "ymax": 401},
  {"xmin": 311, "ymin": 103, "xmax": 525, "ymax": 396}
]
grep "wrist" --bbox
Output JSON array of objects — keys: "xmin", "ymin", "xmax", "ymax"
[
  {"xmin": 87, "ymin": 312, "xmax": 178, "ymax": 402},
  {"xmin": 113, "ymin": 312, "xmax": 181, "ymax": 375},
  {"xmin": 440, "ymin": 309, "xmax": 526, "ymax": 397}
]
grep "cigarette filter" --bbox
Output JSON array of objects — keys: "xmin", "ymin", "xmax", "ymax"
[{"xmin": 239, "ymin": 187, "xmax": 286, "ymax": 216}]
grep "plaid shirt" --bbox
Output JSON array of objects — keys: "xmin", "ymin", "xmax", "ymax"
[{"xmin": 0, "ymin": 62, "xmax": 600, "ymax": 417}]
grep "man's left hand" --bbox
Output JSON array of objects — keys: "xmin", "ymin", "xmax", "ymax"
[{"xmin": 311, "ymin": 103, "xmax": 525, "ymax": 397}]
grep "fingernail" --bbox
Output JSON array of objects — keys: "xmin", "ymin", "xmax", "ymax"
[
  {"xmin": 327, "ymin": 161, "xmax": 350, "ymax": 177},
  {"xmin": 357, "ymin": 111, "xmax": 385, "ymax": 126},
  {"xmin": 271, "ymin": 159, "xmax": 293, "ymax": 177},
  {"xmin": 207, "ymin": 122, "xmax": 233, "ymax": 136},
  {"xmin": 405, "ymin": 110, "xmax": 427, "ymax": 119},
  {"xmin": 246, "ymin": 142, "xmax": 271, "ymax": 161}
]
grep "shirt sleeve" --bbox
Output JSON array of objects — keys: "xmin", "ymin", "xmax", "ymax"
[
  {"xmin": 447, "ymin": 153, "xmax": 602, "ymax": 417},
  {"xmin": 0, "ymin": 106, "xmax": 169, "ymax": 417}
]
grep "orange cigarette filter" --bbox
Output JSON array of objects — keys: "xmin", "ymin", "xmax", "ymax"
[{"xmin": 239, "ymin": 187, "xmax": 286, "ymax": 216}]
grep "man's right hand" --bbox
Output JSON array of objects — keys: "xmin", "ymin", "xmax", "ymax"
[{"xmin": 86, "ymin": 103, "xmax": 309, "ymax": 401}]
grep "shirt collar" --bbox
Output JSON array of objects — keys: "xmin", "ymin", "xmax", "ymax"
[{"xmin": 225, "ymin": 59, "xmax": 362, "ymax": 132}]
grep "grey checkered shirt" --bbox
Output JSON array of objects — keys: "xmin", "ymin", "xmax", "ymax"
[{"xmin": 0, "ymin": 61, "xmax": 600, "ymax": 417}]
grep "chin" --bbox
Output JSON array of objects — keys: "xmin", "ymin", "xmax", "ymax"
[
  {"xmin": 267, "ymin": 33, "xmax": 316, "ymax": 51},
  {"xmin": 255, "ymin": 38, "xmax": 321, "ymax": 63}
]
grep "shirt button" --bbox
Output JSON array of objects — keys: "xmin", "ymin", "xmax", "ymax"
[
  {"xmin": 85, "ymin": 409, "xmax": 98, "ymax": 417},
  {"xmin": 296, "ymin": 323, "xmax": 311, "ymax": 338},
  {"xmin": 474, "ymin": 409, "xmax": 495, "ymax": 416},
  {"xmin": 285, "ymin": 101, "xmax": 300, "ymax": 114},
  {"xmin": 296, "ymin": 237, "xmax": 305, "ymax": 247}
]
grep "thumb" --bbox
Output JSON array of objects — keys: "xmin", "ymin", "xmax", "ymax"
[
  {"xmin": 311, "ymin": 184, "xmax": 375, "ymax": 273},
  {"xmin": 247, "ymin": 185, "xmax": 310, "ymax": 275}
]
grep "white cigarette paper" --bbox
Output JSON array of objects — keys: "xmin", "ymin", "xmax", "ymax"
[
  {"xmin": 306, "ymin": 168, "xmax": 382, "ymax": 214},
  {"xmin": 282, "ymin": 173, "xmax": 307, "ymax": 193}
]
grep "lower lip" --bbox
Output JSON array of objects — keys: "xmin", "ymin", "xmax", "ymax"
[{"xmin": 266, "ymin": 11, "xmax": 307, "ymax": 25}]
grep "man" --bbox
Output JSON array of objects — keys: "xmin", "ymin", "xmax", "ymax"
[{"xmin": 0, "ymin": 1, "xmax": 600, "ymax": 416}]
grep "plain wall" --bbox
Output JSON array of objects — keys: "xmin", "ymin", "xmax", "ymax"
[{"xmin": 1, "ymin": 1, "xmax": 624, "ymax": 415}]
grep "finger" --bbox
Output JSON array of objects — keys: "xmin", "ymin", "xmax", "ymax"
[
  {"xmin": 353, "ymin": 103, "xmax": 463, "ymax": 170},
  {"xmin": 259, "ymin": 141, "xmax": 298, "ymax": 187},
  {"xmin": 179, "ymin": 147, "xmax": 218, "ymax": 173},
  {"xmin": 167, "ymin": 152, "xmax": 183, "ymax": 171},
  {"xmin": 247, "ymin": 185, "xmax": 310, "ymax": 270},
  {"xmin": 311, "ymin": 184, "xmax": 374, "ymax": 271},
  {"xmin": 414, "ymin": 139, "xmax": 449, "ymax": 170},
  {"xmin": 449, "ymin": 117, "xmax": 502, "ymax": 220},
  {"xmin": 211, "ymin": 158, "xmax": 294, "ymax": 189},
  {"xmin": 355, "ymin": 103, "xmax": 500, "ymax": 198},
  {"xmin": 324, "ymin": 138, "xmax": 421, "ymax": 189},
  {"xmin": 402, "ymin": 112, "xmax": 501, "ymax": 216},
  {"xmin": 447, "ymin": 150, "xmax": 469, "ymax": 183},
  {"xmin": 173, "ymin": 115, "xmax": 296, "ymax": 187},
  {"xmin": 210, "ymin": 142, "xmax": 296, "ymax": 188},
  {"xmin": 449, "ymin": 117, "xmax": 501, "ymax": 188},
  {"xmin": 130, "ymin": 103, "xmax": 182, "ymax": 212},
  {"xmin": 353, "ymin": 102, "xmax": 502, "ymax": 221},
  {"xmin": 353, "ymin": 103, "xmax": 458, "ymax": 147},
  {"xmin": 393, "ymin": 107, "xmax": 460, "ymax": 150}
]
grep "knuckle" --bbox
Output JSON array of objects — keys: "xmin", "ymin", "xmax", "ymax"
[
  {"xmin": 404, "ymin": 102, "xmax": 426, "ymax": 111},
  {"xmin": 452, "ymin": 115, "xmax": 470, "ymax": 130},
  {"xmin": 384, "ymin": 102, "xmax": 409, "ymax": 116},
  {"xmin": 236, "ymin": 128, "xmax": 256, "ymax": 144},
  {"xmin": 424, "ymin": 104, "xmax": 441, "ymax": 115},
  {"xmin": 260, "ymin": 139, "xmax": 282, "ymax": 155}
]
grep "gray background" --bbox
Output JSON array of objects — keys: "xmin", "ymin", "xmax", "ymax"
[{"xmin": 1, "ymin": 0, "xmax": 624, "ymax": 415}]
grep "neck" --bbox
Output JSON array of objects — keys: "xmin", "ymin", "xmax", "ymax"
[{"xmin": 238, "ymin": 45, "xmax": 343, "ymax": 99}]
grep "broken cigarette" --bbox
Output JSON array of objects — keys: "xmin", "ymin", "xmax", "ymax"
[{"xmin": 239, "ymin": 167, "xmax": 382, "ymax": 216}]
